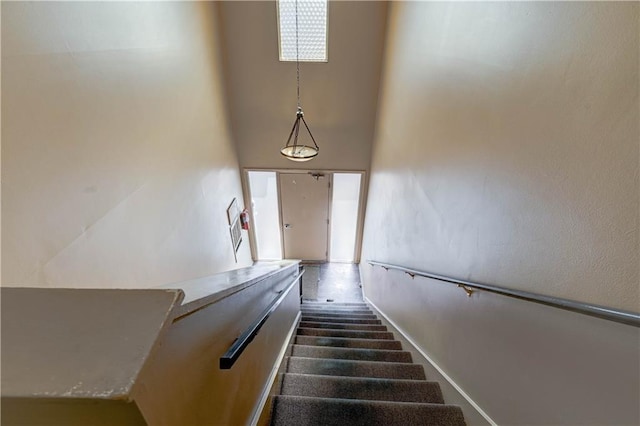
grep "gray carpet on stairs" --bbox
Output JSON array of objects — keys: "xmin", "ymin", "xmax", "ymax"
[
  {"xmin": 272, "ymin": 396, "xmax": 466, "ymax": 426},
  {"xmin": 302, "ymin": 309, "xmax": 377, "ymax": 319},
  {"xmin": 295, "ymin": 335, "xmax": 404, "ymax": 350},
  {"xmin": 302, "ymin": 306, "xmax": 372, "ymax": 312},
  {"xmin": 299, "ymin": 321, "xmax": 388, "ymax": 331},
  {"xmin": 297, "ymin": 327, "xmax": 395, "ymax": 340},
  {"xmin": 287, "ymin": 357, "xmax": 426, "ymax": 379},
  {"xmin": 301, "ymin": 307, "xmax": 373, "ymax": 312},
  {"xmin": 270, "ymin": 302, "xmax": 467, "ymax": 426},
  {"xmin": 301, "ymin": 316, "xmax": 382, "ymax": 324},
  {"xmin": 280, "ymin": 374, "xmax": 445, "ymax": 403},
  {"xmin": 291, "ymin": 345, "xmax": 413, "ymax": 363}
]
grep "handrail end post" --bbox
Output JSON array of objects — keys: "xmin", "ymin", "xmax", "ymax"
[{"xmin": 220, "ymin": 357, "xmax": 232, "ymax": 370}]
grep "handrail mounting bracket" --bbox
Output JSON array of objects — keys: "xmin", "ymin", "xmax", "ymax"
[{"xmin": 457, "ymin": 284, "xmax": 474, "ymax": 297}]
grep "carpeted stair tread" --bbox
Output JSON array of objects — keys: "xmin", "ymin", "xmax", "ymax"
[
  {"xmin": 301, "ymin": 306, "xmax": 369, "ymax": 310},
  {"xmin": 297, "ymin": 327, "xmax": 394, "ymax": 340},
  {"xmin": 302, "ymin": 304, "xmax": 371, "ymax": 309},
  {"xmin": 291, "ymin": 344, "xmax": 412, "ymax": 363},
  {"xmin": 302, "ymin": 305, "xmax": 369, "ymax": 310},
  {"xmin": 302, "ymin": 303, "xmax": 370, "ymax": 308},
  {"xmin": 301, "ymin": 307, "xmax": 372, "ymax": 313},
  {"xmin": 302, "ymin": 309, "xmax": 374, "ymax": 316},
  {"xmin": 271, "ymin": 396, "xmax": 466, "ymax": 426},
  {"xmin": 301, "ymin": 315, "xmax": 379, "ymax": 322},
  {"xmin": 270, "ymin": 304, "xmax": 466, "ymax": 425},
  {"xmin": 295, "ymin": 335, "xmax": 403, "ymax": 350},
  {"xmin": 299, "ymin": 311, "xmax": 378, "ymax": 319},
  {"xmin": 286, "ymin": 356, "xmax": 426, "ymax": 380},
  {"xmin": 302, "ymin": 316, "xmax": 382, "ymax": 324},
  {"xmin": 302, "ymin": 302, "xmax": 368, "ymax": 306},
  {"xmin": 280, "ymin": 373, "xmax": 444, "ymax": 403},
  {"xmin": 299, "ymin": 321, "xmax": 387, "ymax": 331}
]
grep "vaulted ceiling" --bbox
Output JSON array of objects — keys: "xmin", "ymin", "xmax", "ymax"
[{"xmin": 218, "ymin": 1, "xmax": 388, "ymax": 171}]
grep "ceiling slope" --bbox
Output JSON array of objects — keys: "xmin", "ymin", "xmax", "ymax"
[{"xmin": 218, "ymin": 1, "xmax": 388, "ymax": 171}]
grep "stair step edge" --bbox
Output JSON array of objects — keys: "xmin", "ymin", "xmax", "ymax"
[
  {"xmin": 280, "ymin": 373, "xmax": 445, "ymax": 404},
  {"xmin": 272, "ymin": 395, "xmax": 466, "ymax": 426}
]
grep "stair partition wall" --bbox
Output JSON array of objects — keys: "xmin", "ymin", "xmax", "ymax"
[{"xmin": 244, "ymin": 169, "xmax": 366, "ymax": 263}]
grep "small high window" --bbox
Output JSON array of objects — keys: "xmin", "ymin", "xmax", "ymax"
[{"xmin": 277, "ymin": 0, "xmax": 328, "ymax": 62}]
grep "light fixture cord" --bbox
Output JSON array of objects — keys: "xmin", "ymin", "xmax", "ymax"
[{"xmin": 295, "ymin": 0, "xmax": 300, "ymax": 109}]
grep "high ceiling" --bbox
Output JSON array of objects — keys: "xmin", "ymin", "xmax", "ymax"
[{"xmin": 218, "ymin": 1, "xmax": 388, "ymax": 171}]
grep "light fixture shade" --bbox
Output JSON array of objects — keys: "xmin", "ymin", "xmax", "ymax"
[
  {"xmin": 280, "ymin": 145, "xmax": 319, "ymax": 161},
  {"xmin": 281, "ymin": 107, "xmax": 319, "ymax": 162}
]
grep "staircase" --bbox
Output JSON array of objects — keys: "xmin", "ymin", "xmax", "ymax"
[{"xmin": 270, "ymin": 301, "xmax": 466, "ymax": 426}]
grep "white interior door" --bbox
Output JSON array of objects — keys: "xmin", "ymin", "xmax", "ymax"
[{"xmin": 278, "ymin": 173, "xmax": 330, "ymax": 261}]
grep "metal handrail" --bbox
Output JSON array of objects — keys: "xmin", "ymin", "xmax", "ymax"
[
  {"xmin": 367, "ymin": 260, "xmax": 640, "ymax": 328},
  {"xmin": 219, "ymin": 270, "xmax": 304, "ymax": 369}
]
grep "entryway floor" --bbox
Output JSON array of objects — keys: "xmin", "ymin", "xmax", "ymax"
[{"xmin": 301, "ymin": 263, "xmax": 363, "ymax": 302}]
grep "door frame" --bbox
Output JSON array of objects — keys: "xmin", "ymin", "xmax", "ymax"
[{"xmin": 242, "ymin": 168, "xmax": 367, "ymax": 263}]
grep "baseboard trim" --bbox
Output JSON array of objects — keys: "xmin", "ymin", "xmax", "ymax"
[
  {"xmin": 365, "ymin": 296, "xmax": 497, "ymax": 426},
  {"xmin": 249, "ymin": 310, "xmax": 302, "ymax": 426}
]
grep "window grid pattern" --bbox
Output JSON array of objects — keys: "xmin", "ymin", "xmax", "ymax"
[{"xmin": 278, "ymin": 0, "xmax": 327, "ymax": 62}]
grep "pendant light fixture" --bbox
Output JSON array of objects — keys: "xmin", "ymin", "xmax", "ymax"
[{"xmin": 280, "ymin": 0, "xmax": 320, "ymax": 162}]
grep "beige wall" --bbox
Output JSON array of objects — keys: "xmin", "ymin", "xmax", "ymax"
[
  {"xmin": 361, "ymin": 2, "xmax": 639, "ymax": 424},
  {"xmin": 219, "ymin": 1, "xmax": 387, "ymax": 171},
  {"xmin": 134, "ymin": 268, "xmax": 300, "ymax": 425},
  {"xmin": 363, "ymin": 1, "xmax": 638, "ymax": 312},
  {"xmin": 361, "ymin": 266, "xmax": 639, "ymax": 425},
  {"xmin": 1, "ymin": 2, "xmax": 252, "ymax": 288}
]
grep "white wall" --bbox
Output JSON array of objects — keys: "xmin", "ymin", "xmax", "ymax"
[
  {"xmin": 362, "ymin": 2, "xmax": 639, "ymax": 424},
  {"xmin": 1, "ymin": 2, "xmax": 252, "ymax": 288}
]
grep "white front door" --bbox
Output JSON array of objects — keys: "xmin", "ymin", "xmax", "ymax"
[{"xmin": 278, "ymin": 173, "xmax": 330, "ymax": 261}]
